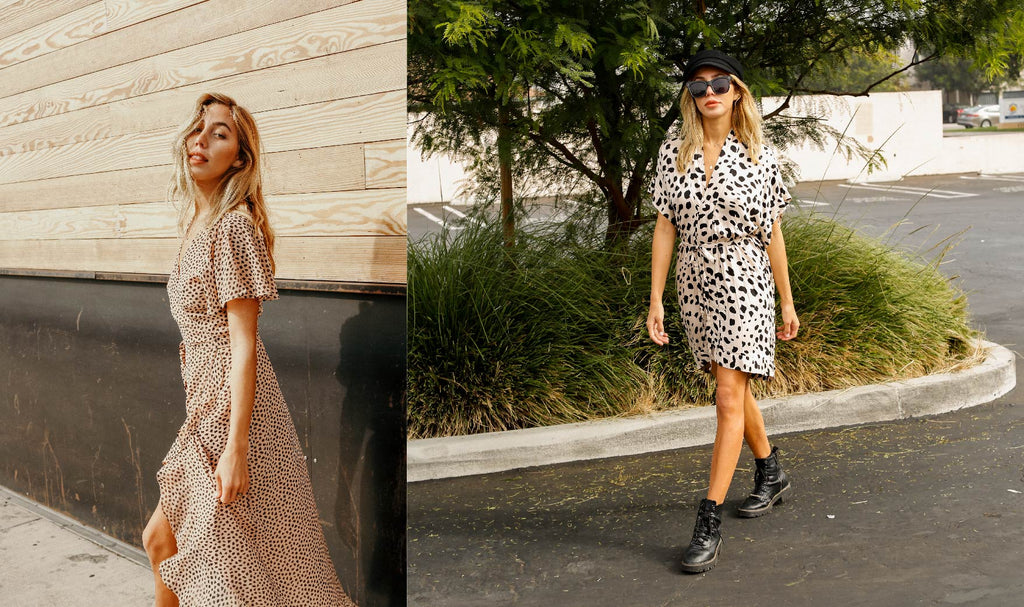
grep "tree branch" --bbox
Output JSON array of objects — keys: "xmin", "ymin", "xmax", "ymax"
[
  {"xmin": 763, "ymin": 35, "xmax": 845, "ymax": 120},
  {"xmin": 786, "ymin": 49, "xmax": 939, "ymax": 99},
  {"xmin": 526, "ymin": 131, "xmax": 607, "ymax": 188}
]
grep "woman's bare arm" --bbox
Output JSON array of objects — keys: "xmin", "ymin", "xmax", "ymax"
[
  {"xmin": 765, "ymin": 219, "xmax": 799, "ymax": 340},
  {"xmin": 647, "ymin": 215, "xmax": 677, "ymax": 345},
  {"xmin": 216, "ymin": 297, "xmax": 259, "ymax": 503}
]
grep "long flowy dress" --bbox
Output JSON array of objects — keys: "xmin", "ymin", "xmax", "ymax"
[
  {"xmin": 158, "ymin": 208, "xmax": 356, "ymax": 606},
  {"xmin": 649, "ymin": 131, "xmax": 791, "ymax": 380}
]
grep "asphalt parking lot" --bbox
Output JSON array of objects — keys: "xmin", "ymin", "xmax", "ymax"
[{"xmin": 408, "ymin": 171, "xmax": 1024, "ymax": 607}]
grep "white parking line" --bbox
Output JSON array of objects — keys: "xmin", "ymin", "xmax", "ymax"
[
  {"xmin": 844, "ymin": 196, "xmax": 910, "ymax": 203},
  {"xmin": 839, "ymin": 183, "xmax": 977, "ymax": 199},
  {"xmin": 413, "ymin": 207, "xmax": 446, "ymax": 226},
  {"xmin": 443, "ymin": 205, "xmax": 484, "ymax": 224},
  {"xmin": 796, "ymin": 200, "xmax": 830, "ymax": 207},
  {"xmin": 959, "ymin": 174, "xmax": 1024, "ymax": 183},
  {"xmin": 412, "ymin": 207, "xmax": 444, "ymax": 225}
]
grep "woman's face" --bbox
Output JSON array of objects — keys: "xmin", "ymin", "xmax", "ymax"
[
  {"xmin": 690, "ymin": 66, "xmax": 740, "ymax": 120},
  {"xmin": 186, "ymin": 103, "xmax": 241, "ymax": 189}
]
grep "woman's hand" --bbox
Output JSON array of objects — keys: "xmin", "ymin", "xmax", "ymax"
[
  {"xmin": 214, "ymin": 442, "xmax": 250, "ymax": 504},
  {"xmin": 647, "ymin": 300, "xmax": 670, "ymax": 346},
  {"xmin": 777, "ymin": 302, "xmax": 799, "ymax": 341}
]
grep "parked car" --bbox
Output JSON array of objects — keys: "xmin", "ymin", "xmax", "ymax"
[
  {"xmin": 957, "ymin": 105, "xmax": 1001, "ymax": 128},
  {"xmin": 943, "ymin": 104, "xmax": 970, "ymax": 123}
]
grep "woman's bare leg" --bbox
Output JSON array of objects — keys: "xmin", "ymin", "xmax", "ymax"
[
  {"xmin": 142, "ymin": 504, "xmax": 179, "ymax": 607},
  {"xmin": 742, "ymin": 382, "xmax": 772, "ymax": 459},
  {"xmin": 707, "ymin": 363, "xmax": 749, "ymax": 504}
]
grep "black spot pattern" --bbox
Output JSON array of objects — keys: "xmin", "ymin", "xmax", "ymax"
[
  {"xmin": 158, "ymin": 209, "xmax": 356, "ymax": 606},
  {"xmin": 649, "ymin": 131, "xmax": 791, "ymax": 380}
]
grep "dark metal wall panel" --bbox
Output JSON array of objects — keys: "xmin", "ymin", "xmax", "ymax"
[{"xmin": 0, "ymin": 275, "xmax": 405, "ymax": 607}]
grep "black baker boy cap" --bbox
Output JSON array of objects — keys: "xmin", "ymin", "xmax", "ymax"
[{"xmin": 682, "ymin": 49, "xmax": 744, "ymax": 82}]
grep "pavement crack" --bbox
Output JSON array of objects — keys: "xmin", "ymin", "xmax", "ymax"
[{"xmin": 2, "ymin": 516, "xmax": 41, "ymax": 532}]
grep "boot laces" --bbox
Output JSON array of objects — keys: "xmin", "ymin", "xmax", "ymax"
[
  {"xmin": 693, "ymin": 518, "xmax": 711, "ymax": 543},
  {"xmin": 691, "ymin": 508, "xmax": 717, "ymax": 544}
]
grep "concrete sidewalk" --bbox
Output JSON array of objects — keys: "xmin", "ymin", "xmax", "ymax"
[{"xmin": 0, "ymin": 487, "xmax": 152, "ymax": 606}]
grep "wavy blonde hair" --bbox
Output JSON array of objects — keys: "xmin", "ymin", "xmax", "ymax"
[
  {"xmin": 169, "ymin": 92, "xmax": 275, "ymax": 272},
  {"xmin": 675, "ymin": 74, "xmax": 764, "ymax": 172}
]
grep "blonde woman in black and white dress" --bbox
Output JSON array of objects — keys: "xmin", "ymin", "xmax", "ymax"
[{"xmin": 647, "ymin": 50, "xmax": 798, "ymax": 574}]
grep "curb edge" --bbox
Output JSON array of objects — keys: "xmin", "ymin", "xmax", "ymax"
[{"xmin": 408, "ymin": 340, "xmax": 1016, "ymax": 482}]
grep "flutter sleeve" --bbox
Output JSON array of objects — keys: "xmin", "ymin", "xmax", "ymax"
[
  {"xmin": 648, "ymin": 138, "xmax": 679, "ymax": 228},
  {"xmin": 757, "ymin": 145, "xmax": 792, "ymax": 246},
  {"xmin": 212, "ymin": 211, "xmax": 279, "ymax": 308}
]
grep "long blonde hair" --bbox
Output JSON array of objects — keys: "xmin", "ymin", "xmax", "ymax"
[
  {"xmin": 169, "ymin": 92, "xmax": 276, "ymax": 272},
  {"xmin": 675, "ymin": 75, "xmax": 764, "ymax": 172}
]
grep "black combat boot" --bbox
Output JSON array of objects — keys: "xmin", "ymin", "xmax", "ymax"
[
  {"xmin": 681, "ymin": 498, "xmax": 723, "ymax": 573},
  {"xmin": 737, "ymin": 445, "xmax": 791, "ymax": 518}
]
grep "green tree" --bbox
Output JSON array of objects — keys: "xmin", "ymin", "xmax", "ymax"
[
  {"xmin": 408, "ymin": 0, "xmax": 595, "ymax": 245},
  {"xmin": 800, "ymin": 48, "xmax": 909, "ymax": 94},
  {"xmin": 410, "ymin": 0, "xmax": 1024, "ymax": 243},
  {"xmin": 914, "ymin": 12, "xmax": 1024, "ymax": 102}
]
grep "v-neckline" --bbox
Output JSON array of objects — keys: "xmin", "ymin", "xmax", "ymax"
[
  {"xmin": 175, "ymin": 216, "xmax": 208, "ymax": 274},
  {"xmin": 700, "ymin": 131, "xmax": 732, "ymax": 187}
]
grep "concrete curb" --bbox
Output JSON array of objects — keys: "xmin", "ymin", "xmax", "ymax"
[
  {"xmin": 0, "ymin": 484, "xmax": 148, "ymax": 567},
  {"xmin": 408, "ymin": 340, "xmax": 1016, "ymax": 482}
]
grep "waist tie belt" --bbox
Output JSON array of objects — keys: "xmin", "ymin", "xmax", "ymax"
[{"xmin": 680, "ymin": 232, "xmax": 756, "ymax": 252}]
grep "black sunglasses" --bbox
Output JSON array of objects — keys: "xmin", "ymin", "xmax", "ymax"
[{"xmin": 686, "ymin": 75, "xmax": 733, "ymax": 98}]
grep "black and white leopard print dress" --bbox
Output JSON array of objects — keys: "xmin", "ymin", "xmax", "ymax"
[{"xmin": 650, "ymin": 130, "xmax": 791, "ymax": 380}]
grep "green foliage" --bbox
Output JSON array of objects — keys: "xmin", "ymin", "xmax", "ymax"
[
  {"xmin": 407, "ymin": 211, "xmax": 654, "ymax": 437},
  {"xmin": 410, "ymin": 0, "xmax": 1024, "ymax": 241},
  {"xmin": 962, "ymin": 7, "xmax": 1024, "ymax": 83},
  {"xmin": 800, "ymin": 48, "xmax": 910, "ymax": 93},
  {"xmin": 407, "ymin": 207, "xmax": 978, "ymax": 438},
  {"xmin": 915, "ymin": 56, "xmax": 991, "ymax": 96},
  {"xmin": 915, "ymin": 7, "xmax": 1024, "ymax": 96}
]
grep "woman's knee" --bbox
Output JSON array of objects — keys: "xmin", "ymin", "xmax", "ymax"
[
  {"xmin": 142, "ymin": 510, "xmax": 176, "ymax": 562},
  {"xmin": 714, "ymin": 370, "xmax": 747, "ymax": 418},
  {"xmin": 715, "ymin": 392, "xmax": 744, "ymax": 422}
]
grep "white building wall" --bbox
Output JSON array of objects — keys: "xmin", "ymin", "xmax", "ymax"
[{"xmin": 407, "ymin": 90, "xmax": 1024, "ymax": 203}]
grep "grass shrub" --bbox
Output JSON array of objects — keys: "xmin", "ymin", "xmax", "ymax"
[{"xmin": 408, "ymin": 208, "xmax": 978, "ymax": 438}]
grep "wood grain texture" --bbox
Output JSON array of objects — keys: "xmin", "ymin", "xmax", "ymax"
[
  {"xmin": 0, "ymin": 0, "xmax": 404, "ymax": 127},
  {"xmin": 257, "ymin": 90, "xmax": 405, "ymax": 157},
  {"xmin": 0, "ymin": 41, "xmax": 406, "ymax": 157},
  {"xmin": 0, "ymin": 90, "xmax": 404, "ymax": 185},
  {"xmin": 268, "ymin": 189, "xmax": 407, "ymax": 236},
  {"xmin": 0, "ymin": 165, "xmax": 171, "ymax": 212},
  {"xmin": 0, "ymin": 188, "xmax": 406, "ymax": 240},
  {"xmin": 0, "ymin": 0, "xmax": 351, "ymax": 98},
  {"xmin": 263, "ymin": 144, "xmax": 366, "ymax": 195},
  {"xmin": 0, "ymin": 0, "xmax": 94, "ymax": 42},
  {"xmin": 276, "ymin": 236, "xmax": 407, "ymax": 283},
  {"xmin": 0, "ymin": 144, "xmax": 368, "ymax": 212},
  {"xmin": 364, "ymin": 139, "xmax": 405, "ymax": 189},
  {"xmin": 103, "ymin": 0, "xmax": 206, "ymax": 32},
  {"xmin": 0, "ymin": 0, "xmax": 408, "ymax": 286},
  {"xmin": 0, "ymin": 235, "xmax": 408, "ymax": 283},
  {"xmin": 0, "ymin": 2, "xmax": 105, "ymax": 69}
]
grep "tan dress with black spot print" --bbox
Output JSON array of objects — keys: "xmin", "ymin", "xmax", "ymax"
[{"xmin": 158, "ymin": 208, "xmax": 356, "ymax": 606}]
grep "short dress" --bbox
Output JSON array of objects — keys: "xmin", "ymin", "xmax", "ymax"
[
  {"xmin": 649, "ymin": 130, "xmax": 791, "ymax": 380},
  {"xmin": 158, "ymin": 208, "xmax": 356, "ymax": 606}
]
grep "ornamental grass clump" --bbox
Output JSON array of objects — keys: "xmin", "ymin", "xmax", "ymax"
[{"xmin": 408, "ymin": 206, "xmax": 978, "ymax": 439}]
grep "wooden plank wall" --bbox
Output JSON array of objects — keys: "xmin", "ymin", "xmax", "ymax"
[{"xmin": 0, "ymin": 0, "xmax": 407, "ymax": 287}]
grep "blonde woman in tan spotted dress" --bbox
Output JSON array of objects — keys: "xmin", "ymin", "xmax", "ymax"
[{"xmin": 141, "ymin": 93, "xmax": 356, "ymax": 607}]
